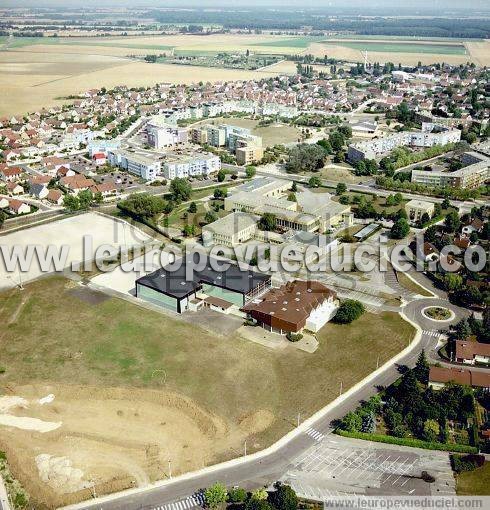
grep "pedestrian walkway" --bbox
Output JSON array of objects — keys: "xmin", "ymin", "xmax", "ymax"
[
  {"xmin": 305, "ymin": 427, "xmax": 326, "ymax": 442},
  {"xmin": 152, "ymin": 493, "xmax": 204, "ymax": 510},
  {"xmin": 423, "ymin": 330, "xmax": 440, "ymax": 338}
]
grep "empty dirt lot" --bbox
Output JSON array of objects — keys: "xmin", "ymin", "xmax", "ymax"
[{"xmin": 0, "ymin": 276, "xmax": 415, "ymax": 508}]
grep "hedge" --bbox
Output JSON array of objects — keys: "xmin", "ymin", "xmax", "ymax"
[{"xmin": 335, "ymin": 430, "xmax": 478, "ymax": 454}]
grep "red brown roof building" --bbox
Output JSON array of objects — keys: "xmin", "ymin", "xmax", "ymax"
[
  {"xmin": 453, "ymin": 340, "xmax": 490, "ymax": 366},
  {"xmin": 429, "ymin": 366, "xmax": 490, "ymax": 392},
  {"xmin": 242, "ymin": 280, "xmax": 338, "ymax": 334}
]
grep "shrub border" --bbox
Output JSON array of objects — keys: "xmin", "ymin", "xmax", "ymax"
[{"xmin": 335, "ymin": 429, "xmax": 478, "ymax": 453}]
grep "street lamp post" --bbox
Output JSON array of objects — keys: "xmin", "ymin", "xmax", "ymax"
[{"xmin": 168, "ymin": 459, "xmax": 172, "ymax": 479}]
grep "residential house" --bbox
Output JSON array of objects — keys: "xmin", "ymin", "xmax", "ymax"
[
  {"xmin": 453, "ymin": 340, "xmax": 490, "ymax": 366},
  {"xmin": 7, "ymin": 199, "xmax": 31, "ymax": 215}
]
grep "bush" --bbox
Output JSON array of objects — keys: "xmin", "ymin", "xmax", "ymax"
[
  {"xmin": 334, "ymin": 299, "xmax": 365, "ymax": 324},
  {"xmin": 228, "ymin": 487, "xmax": 247, "ymax": 504},
  {"xmin": 286, "ymin": 332, "xmax": 303, "ymax": 342},
  {"xmin": 335, "ymin": 430, "xmax": 478, "ymax": 453},
  {"xmin": 451, "ymin": 454, "xmax": 485, "ymax": 473}
]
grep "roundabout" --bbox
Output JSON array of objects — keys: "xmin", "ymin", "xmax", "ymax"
[{"xmin": 421, "ymin": 305, "xmax": 455, "ymax": 322}]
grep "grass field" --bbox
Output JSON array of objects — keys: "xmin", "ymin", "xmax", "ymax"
[
  {"xmin": 0, "ymin": 275, "xmax": 414, "ymax": 506},
  {"xmin": 253, "ymin": 36, "xmax": 324, "ymax": 48},
  {"xmin": 456, "ymin": 462, "xmax": 490, "ymax": 495},
  {"xmin": 322, "ymin": 41, "xmax": 467, "ymax": 55}
]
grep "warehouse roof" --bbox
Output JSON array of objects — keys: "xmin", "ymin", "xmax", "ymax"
[{"xmin": 136, "ymin": 253, "xmax": 271, "ymax": 299}]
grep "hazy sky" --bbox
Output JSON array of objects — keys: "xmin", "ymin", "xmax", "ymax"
[{"xmin": 0, "ymin": 0, "xmax": 488, "ymax": 10}]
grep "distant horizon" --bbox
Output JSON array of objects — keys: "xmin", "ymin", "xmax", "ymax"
[{"xmin": 0, "ymin": 0, "xmax": 489, "ymax": 15}]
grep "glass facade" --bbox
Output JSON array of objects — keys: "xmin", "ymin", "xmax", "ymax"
[{"xmin": 136, "ymin": 284, "xmax": 179, "ymax": 312}]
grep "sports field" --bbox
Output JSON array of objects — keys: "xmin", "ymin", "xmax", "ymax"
[{"xmin": 0, "ymin": 274, "xmax": 414, "ymax": 508}]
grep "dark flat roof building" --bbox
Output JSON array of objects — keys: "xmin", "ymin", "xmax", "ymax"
[{"xmin": 136, "ymin": 253, "xmax": 271, "ymax": 313}]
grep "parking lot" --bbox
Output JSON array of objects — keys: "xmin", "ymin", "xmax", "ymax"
[{"xmin": 280, "ymin": 434, "xmax": 455, "ymax": 499}]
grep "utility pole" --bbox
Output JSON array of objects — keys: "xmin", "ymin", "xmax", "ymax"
[
  {"xmin": 297, "ymin": 412, "xmax": 301, "ymax": 427},
  {"xmin": 168, "ymin": 459, "xmax": 172, "ymax": 479},
  {"xmin": 244, "ymin": 441, "xmax": 247, "ymax": 457},
  {"xmin": 376, "ymin": 355, "xmax": 380, "ymax": 370},
  {"xmin": 18, "ymin": 265, "xmax": 24, "ymax": 291},
  {"xmin": 339, "ymin": 381, "xmax": 343, "ymax": 396}
]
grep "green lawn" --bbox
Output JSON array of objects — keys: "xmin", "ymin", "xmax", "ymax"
[
  {"xmin": 0, "ymin": 277, "xmax": 414, "ymax": 448},
  {"xmin": 396, "ymin": 271, "xmax": 433, "ymax": 297},
  {"xmin": 323, "ymin": 41, "xmax": 467, "ymax": 55},
  {"xmin": 456, "ymin": 462, "xmax": 490, "ymax": 495}
]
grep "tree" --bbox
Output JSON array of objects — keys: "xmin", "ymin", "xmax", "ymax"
[
  {"xmin": 287, "ymin": 192, "xmax": 296, "ymax": 202},
  {"xmin": 188, "ymin": 201, "xmax": 197, "ymax": 213},
  {"xmin": 63, "ymin": 194, "xmax": 80, "ymax": 211},
  {"xmin": 290, "ymin": 181, "xmax": 297, "ymax": 192},
  {"xmin": 78, "ymin": 189, "xmax": 93, "ymax": 210},
  {"xmin": 213, "ymin": 188, "xmax": 227, "ymax": 199},
  {"xmin": 361, "ymin": 411, "xmax": 376, "ymax": 433},
  {"xmin": 423, "ymin": 419, "xmax": 440, "ymax": 442},
  {"xmin": 334, "ymin": 299, "xmax": 365, "ymax": 324},
  {"xmin": 285, "ymin": 144, "xmax": 327, "ymax": 173},
  {"xmin": 328, "ymin": 130, "xmax": 345, "ymax": 152},
  {"xmin": 118, "ymin": 193, "xmax": 166, "ymax": 220},
  {"xmin": 308, "ymin": 175, "xmax": 321, "ymax": 188},
  {"xmin": 441, "ymin": 198, "xmax": 451, "ymax": 210},
  {"xmin": 251, "ymin": 489, "xmax": 268, "ymax": 501},
  {"xmin": 94, "ymin": 191, "xmax": 103, "ymax": 205},
  {"xmin": 414, "ymin": 350, "xmax": 429, "ymax": 384},
  {"xmin": 444, "ymin": 210, "xmax": 460, "ymax": 233},
  {"xmin": 336, "ymin": 182, "xmax": 347, "ymax": 195},
  {"xmin": 338, "ymin": 125, "xmax": 353, "ymax": 139},
  {"xmin": 245, "ymin": 165, "xmax": 256, "ymax": 178},
  {"xmin": 269, "ymin": 483, "xmax": 298, "ymax": 510},
  {"xmin": 340, "ymin": 411, "xmax": 362, "ymax": 432},
  {"xmin": 419, "ymin": 212, "xmax": 430, "ymax": 227},
  {"xmin": 204, "ymin": 483, "xmax": 228, "ymax": 509},
  {"xmin": 0, "ymin": 210, "xmax": 6, "ymax": 229},
  {"xmin": 443, "ymin": 273, "xmax": 463, "ymax": 292},
  {"xmin": 455, "ymin": 318, "xmax": 472, "ymax": 340},
  {"xmin": 204, "ymin": 211, "xmax": 218, "ymax": 224},
  {"xmin": 217, "ymin": 169, "xmax": 226, "ymax": 182},
  {"xmin": 246, "ymin": 499, "xmax": 272, "ymax": 510},
  {"xmin": 258, "ymin": 213, "xmax": 277, "ymax": 232},
  {"xmin": 183, "ymin": 224, "xmax": 196, "ymax": 237},
  {"xmin": 391, "ymin": 218, "xmax": 410, "ymax": 239},
  {"xmin": 170, "ymin": 177, "xmax": 192, "ymax": 202},
  {"xmin": 424, "ymin": 225, "xmax": 438, "ymax": 244}
]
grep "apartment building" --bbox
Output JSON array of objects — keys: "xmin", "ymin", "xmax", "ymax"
[
  {"xmin": 162, "ymin": 153, "xmax": 221, "ymax": 179},
  {"xmin": 189, "ymin": 127, "xmax": 208, "ymax": 145},
  {"xmin": 108, "ymin": 150, "xmax": 161, "ymax": 181},
  {"xmin": 236, "ymin": 146, "xmax": 264, "ymax": 166},
  {"xmin": 411, "ymin": 152, "xmax": 489, "ymax": 189},
  {"xmin": 205, "ymin": 125, "xmax": 227, "ymax": 147},
  {"xmin": 147, "ymin": 117, "xmax": 188, "ymax": 149},
  {"xmin": 347, "ymin": 123, "xmax": 461, "ymax": 162}
]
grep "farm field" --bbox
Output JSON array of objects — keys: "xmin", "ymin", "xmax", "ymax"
[
  {"xmin": 0, "ymin": 275, "xmax": 414, "ymax": 508},
  {"xmin": 1, "ymin": 33, "xmax": 488, "ymax": 116}
]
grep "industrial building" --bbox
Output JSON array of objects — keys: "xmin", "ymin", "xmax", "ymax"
[
  {"xmin": 135, "ymin": 254, "xmax": 271, "ymax": 314},
  {"xmin": 242, "ymin": 280, "xmax": 338, "ymax": 334}
]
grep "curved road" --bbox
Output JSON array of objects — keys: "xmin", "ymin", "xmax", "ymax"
[{"xmin": 69, "ymin": 279, "xmax": 471, "ymax": 510}]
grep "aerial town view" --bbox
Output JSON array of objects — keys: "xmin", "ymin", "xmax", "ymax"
[{"xmin": 0, "ymin": 0, "xmax": 489, "ymax": 509}]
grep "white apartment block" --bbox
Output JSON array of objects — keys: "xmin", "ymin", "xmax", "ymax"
[
  {"xmin": 108, "ymin": 150, "xmax": 161, "ymax": 181},
  {"xmin": 411, "ymin": 151, "xmax": 489, "ymax": 189},
  {"xmin": 147, "ymin": 116, "xmax": 188, "ymax": 149},
  {"xmin": 348, "ymin": 123, "xmax": 461, "ymax": 162},
  {"xmin": 162, "ymin": 153, "xmax": 221, "ymax": 179}
]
